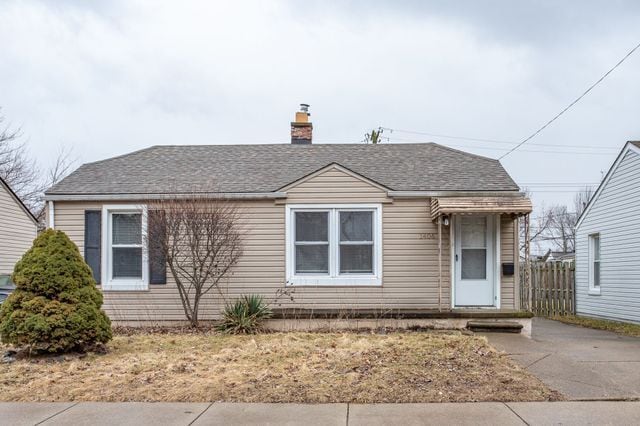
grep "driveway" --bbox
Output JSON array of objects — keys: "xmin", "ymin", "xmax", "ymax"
[{"xmin": 484, "ymin": 317, "xmax": 640, "ymax": 400}]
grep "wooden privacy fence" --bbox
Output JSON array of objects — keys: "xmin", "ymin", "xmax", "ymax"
[{"xmin": 520, "ymin": 261, "xmax": 575, "ymax": 316}]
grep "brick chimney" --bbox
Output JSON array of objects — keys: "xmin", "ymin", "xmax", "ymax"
[{"xmin": 291, "ymin": 103, "xmax": 312, "ymax": 144}]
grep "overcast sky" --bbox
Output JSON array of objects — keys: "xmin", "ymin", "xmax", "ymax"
[{"xmin": 1, "ymin": 0, "xmax": 639, "ymax": 212}]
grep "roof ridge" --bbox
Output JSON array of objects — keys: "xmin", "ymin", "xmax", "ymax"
[
  {"xmin": 427, "ymin": 143, "xmax": 500, "ymax": 163},
  {"xmin": 125, "ymin": 142, "xmax": 445, "ymax": 148},
  {"xmin": 82, "ymin": 145, "xmax": 160, "ymax": 167}
]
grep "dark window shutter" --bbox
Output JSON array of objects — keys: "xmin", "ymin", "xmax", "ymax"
[
  {"xmin": 148, "ymin": 210, "xmax": 167, "ymax": 285},
  {"xmin": 84, "ymin": 210, "xmax": 101, "ymax": 284}
]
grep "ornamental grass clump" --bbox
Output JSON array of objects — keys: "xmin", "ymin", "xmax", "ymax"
[
  {"xmin": 218, "ymin": 295, "xmax": 272, "ymax": 334},
  {"xmin": 0, "ymin": 229, "xmax": 112, "ymax": 353}
]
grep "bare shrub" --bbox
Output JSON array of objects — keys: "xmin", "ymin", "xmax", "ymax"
[{"xmin": 146, "ymin": 196, "xmax": 243, "ymax": 327}]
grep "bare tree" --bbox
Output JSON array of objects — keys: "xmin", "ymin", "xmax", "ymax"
[
  {"xmin": 573, "ymin": 186, "xmax": 595, "ymax": 218},
  {"xmin": 519, "ymin": 189, "xmax": 554, "ymax": 258},
  {"xmin": 34, "ymin": 147, "xmax": 76, "ymax": 220},
  {"xmin": 546, "ymin": 205, "xmax": 576, "ymax": 253},
  {"xmin": 0, "ymin": 111, "xmax": 40, "ymax": 205},
  {"xmin": 146, "ymin": 196, "xmax": 243, "ymax": 327},
  {"xmin": 523, "ymin": 186, "xmax": 596, "ymax": 257},
  {"xmin": 1, "ymin": 109, "xmax": 75, "ymax": 219}
]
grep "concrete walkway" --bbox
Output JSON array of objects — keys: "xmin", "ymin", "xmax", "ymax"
[
  {"xmin": 484, "ymin": 318, "xmax": 640, "ymax": 400},
  {"xmin": 2, "ymin": 401, "xmax": 640, "ymax": 426}
]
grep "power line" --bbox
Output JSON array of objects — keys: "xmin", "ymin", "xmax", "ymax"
[
  {"xmin": 380, "ymin": 128, "xmax": 514, "ymax": 145},
  {"xmin": 499, "ymin": 40, "xmax": 640, "ymax": 159},
  {"xmin": 381, "ymin": 128, "xmax": 618, "ymax": 151},
  {"xmin": 519, "ymin": 182, "xmax": 599, "ymax": 185},
  {"xmin": 384, "ymin": 136, "xmax": 618, "ymax": 155}
]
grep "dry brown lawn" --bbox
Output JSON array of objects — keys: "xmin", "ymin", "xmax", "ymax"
[{"xmin": 0, "ymin": 330, "xmax": 560, "ymax": 403}]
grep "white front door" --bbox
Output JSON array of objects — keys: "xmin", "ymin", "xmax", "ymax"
[{"xmin": 454, "ymin": 215, "xmax": 496, "ymax": 307}]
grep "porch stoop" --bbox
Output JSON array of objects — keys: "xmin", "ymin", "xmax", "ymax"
[{"xmin": 466, "ymin": 320, "xmax": 524, "ymax": 333}]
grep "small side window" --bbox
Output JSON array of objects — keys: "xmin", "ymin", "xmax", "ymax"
[{"xmin": 589, "ymin": 233, "xmax": 601, "ymax": 294}]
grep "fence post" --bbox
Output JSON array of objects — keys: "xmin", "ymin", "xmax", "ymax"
[{"xmin": 570, "ymin": 262, "xmax": 576, "ymax": 314}]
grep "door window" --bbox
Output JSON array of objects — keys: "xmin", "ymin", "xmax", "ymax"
[{"xmin": 460, "ymin": 216, "xmax": 487, "ymax": 280}]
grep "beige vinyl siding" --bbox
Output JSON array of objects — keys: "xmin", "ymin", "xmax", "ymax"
[
  {"xmin": 52, "ymin": 167, "xmax": 519, "ymax": 322},
  {"xmin": 0, "ymin": 182, "xmax": 37, "ymax": 274},
  {"xmin": 500, "ymin": 216, "xmax": 516, "ymax": 309},
  {"xmin": 283, "ymin": 166, "xmax": 390, "ymax": 204}
]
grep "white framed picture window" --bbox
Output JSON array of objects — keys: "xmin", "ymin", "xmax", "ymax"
[{"xmin": 286, "ymin": 204, "xmax": 382, "ymax": 286}]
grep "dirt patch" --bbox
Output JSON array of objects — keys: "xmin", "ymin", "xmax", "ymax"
[
  {"xmin": 551, "ymin": 315, "xmax": 640, "ymax": 338},
  {"xmin": 0, "ymin": 331, "xmax": 561, "ymax": 402}
]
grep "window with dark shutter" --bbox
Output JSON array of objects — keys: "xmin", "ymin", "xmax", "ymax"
[
  {"xmin": 84, "ymin": 210, "xmax": 102, "ymax": 284},
  {"xmin": 148, "ymin": 210, "xmax": 167, "ymax": 285}
]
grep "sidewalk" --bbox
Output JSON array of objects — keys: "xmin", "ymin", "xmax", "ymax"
[{"xmin": 2, "ymin": 402, "xmax": 640, "ymax": 426}]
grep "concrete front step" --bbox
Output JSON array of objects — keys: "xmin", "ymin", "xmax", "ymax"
[{"xmin": 467, "ymin": 320, "xmax": 523, "ymax": 333}]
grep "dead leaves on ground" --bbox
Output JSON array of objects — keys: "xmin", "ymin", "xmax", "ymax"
[{"xmin": 0, "ymin": 331, "xmax": 560, "ymax": 403}]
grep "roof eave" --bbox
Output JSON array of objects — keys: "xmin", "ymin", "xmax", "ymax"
[
  {"xmin": 387, "ymin": 190, "xmax": 524, "ymax": 198},
  {"xmin": 44, "ymin": 192, "xmax": 289, "ymax": 201}
]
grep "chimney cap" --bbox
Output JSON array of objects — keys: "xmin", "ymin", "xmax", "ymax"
[{"xmin": 299, "ymin": 103, "xmax": 310, "ymax": 113}]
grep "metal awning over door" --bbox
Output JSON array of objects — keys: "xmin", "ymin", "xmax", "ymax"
[{"xmin": 430, "ymin": 196, "xmax": 532, "ymax": 220}]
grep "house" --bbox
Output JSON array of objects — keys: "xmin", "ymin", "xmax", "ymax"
[
  {"xmin": 44, "ymin": 106, "xmax": 533, "ymax": 330},
  {"xmin": 0, "ymin": 176, "xmax": 38, "ymax": 275},
  {"xmin": 575, "ymin": 141, "xmax": 640, "ymax": 324},
  {"xmin": 535, "ymin": 250, "xmax": 575, "ymax": 264}
]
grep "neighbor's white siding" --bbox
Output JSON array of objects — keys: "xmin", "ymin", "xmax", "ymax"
[
  {"xmin": 0, "ymin": 181, "xmax": 37, "ymax": 274},
  {"xmin": 576, "ymin": 148, "xmax": 640, "ymax": 323}
]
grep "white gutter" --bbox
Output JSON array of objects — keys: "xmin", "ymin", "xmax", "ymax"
[
  {"xmin": 48, "ymin": 200, "xmax": 55, "ymax": 229},
  {"xmin": 387, "ymin": 190, "xmax": 525, "ymax": 198},
  {"xmin": 44, "ymin": 192, "xmax": 288, "ymax": 202}
]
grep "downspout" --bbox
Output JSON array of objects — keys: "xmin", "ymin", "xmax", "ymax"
[
  {"xmin": 438, "ymin": 216, "xmax": 442, "ymax": 312},
  {"xmin": 48, "ymin": 200, "xmax": 55, "ymax": 229}
]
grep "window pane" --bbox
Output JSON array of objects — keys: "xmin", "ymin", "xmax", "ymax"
[
  {"xmin": 340, "ymin": 211, "xmax": 373, "ymax": 242},
  {"xmin": 295, "ymin": 212, "xmax": 328, "ymax": 242},
  {"xmin": 112, "ymin": 247, "xmax": 142, "ymax": 278},
  {"xmin": 340, "ymin": 245, "xmax": 373, "ymax": 274},
  {"xmin": 594, "ymin": 235, "xmax": 600, "ymax": 261},
  {"xmin": 461, "ymin": 216, "xmax": 486, "ymax": 248},
  {"xmin": 461, "ymin": 248, "xmax": 486, "ymax": 279},
  {"xmin": 594, "ymin": 262, "xmax": 600, "ymax": 287},
  {"xmin": 295, "ymin": 245, "xmax": 329, "ymax": 274},
  {"xmin": 113, "ymin": 213, "xmax": 142, "ymax": 244}
]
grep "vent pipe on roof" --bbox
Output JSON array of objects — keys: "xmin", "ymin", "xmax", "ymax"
[{"xmin": 291, "ymin": 103, "xmax": 312, "ymax": 144}]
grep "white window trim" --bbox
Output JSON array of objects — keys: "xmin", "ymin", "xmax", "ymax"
[
  {"xmin": 588, "ymin": 233, "xmax": 601, "ymax": 295},
  {"xmin": 101, "ymin": 204, "xmax": 149, "ymax": 291},
  {"xmin": 285, "ymin": 204, "xmax": 383, "ymax": 286}
]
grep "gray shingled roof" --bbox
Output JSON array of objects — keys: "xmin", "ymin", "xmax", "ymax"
[{"xmin": 46, "ymin": 143, "xmax": 519, "ymax": 195}]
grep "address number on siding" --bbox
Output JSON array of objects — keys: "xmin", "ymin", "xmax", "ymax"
[{"xmin": 418, "ymin": 233, "xmax": 438, "ymax": 240}]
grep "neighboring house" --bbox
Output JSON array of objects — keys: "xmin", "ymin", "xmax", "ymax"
[
  {"xmin": 44, "ymin": 107, "xmax": 532, "ymax": 325},
  {"xmin": 0, "ymin": 177, "xmax": 38, "ymax": 275},
  {"xmin": 535, "ymin": 250, "xmax": 575, "ymax": 264},
  {"xmin": 575, "ymin": 141, "xmax": 640, "ymax": 324}
]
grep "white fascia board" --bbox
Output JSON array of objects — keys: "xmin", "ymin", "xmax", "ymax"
[
  {"xmin": 44, "ymin": 192, "xmax": 288, "ymax": 201},
  {"xmin": 387, "ymin": 190, "xmax": 524, "ymax": 198}
]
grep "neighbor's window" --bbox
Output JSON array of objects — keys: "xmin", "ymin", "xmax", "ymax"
[
  {"xmin": 287, "ymin": 205, "xmax": 381, "ymax": 286},
  {"xmin": 102, "ymin": 206, "xmax": 148, "ymax": 291},
  {"xmin": 589, "ymin": 233, "xmax": 601, "ymax": 293}
]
